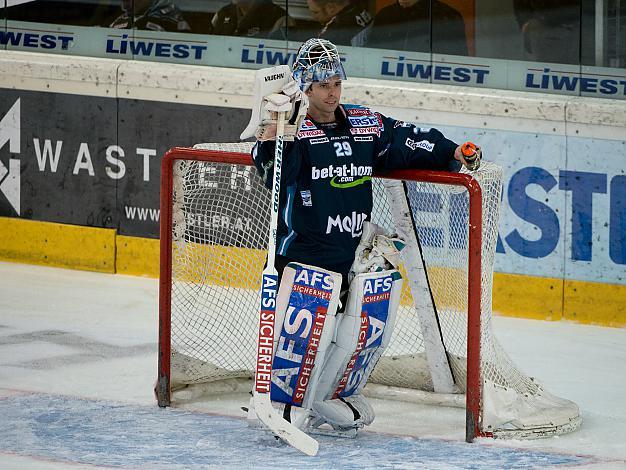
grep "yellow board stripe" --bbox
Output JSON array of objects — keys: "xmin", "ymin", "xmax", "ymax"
[
  {"xmin": 564, "ymin": 279, "xmax": 626, "ymax": 328},
  {"xmin": 171, "ymin": 242, "xmax": 266, "ymax": 289},
  {"xmin": 0, "ymin": 217, "xmax": 115, "ymax": 273},
  {"xmin": 1, "ymin": 217, "xmax": 624, "ymax": 327},
  {"xmin": 116, "ymin": 235, "xmax": 160, "ymax": 277},
  {"xmin": 492, "ymin": 273, "xmax": 564, "ymax": 321}
]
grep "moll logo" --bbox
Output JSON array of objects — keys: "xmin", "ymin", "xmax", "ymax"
[
  {"xmin": 0, "ymin": 99, "xmax": 21, "ymax": 215},
  {"xmin": 326, "ymin": 211, "xmax": 367, "ymax": 238}
]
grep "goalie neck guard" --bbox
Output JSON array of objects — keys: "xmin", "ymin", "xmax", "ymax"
[{"xmin": 292, "ymin": 38, "xmax": 347, "ymax": 92}]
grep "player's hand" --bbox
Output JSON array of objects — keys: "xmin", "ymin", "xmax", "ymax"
[
  {"xmin": 281, "ymin": 79, "xmax": 303, "ymax": 102},
  {"xmin": 255, "ymin": 118, "xmax": 299, "ymax": 141},
  {"xmin": 254, "ymin": 95, "xmax": 292, "ymax": 141},
  {"xmin": 255, "ymin": 87, "xmax": 305, "ymax": 142},
  {"xmin": 455, "ymin": 142, "xmax": 482, "ymax": 171}
]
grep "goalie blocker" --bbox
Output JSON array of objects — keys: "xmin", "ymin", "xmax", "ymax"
[
  {"xmin": 248, "ymin": 262, "xmax": 403, "ymax": 434},
  {"xmin": 240, "ymin": 64, "xmax": 308, "ymax": 143}
]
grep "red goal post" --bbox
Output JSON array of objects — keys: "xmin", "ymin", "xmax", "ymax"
[{"xmin": 156, "ymin": 143, "xmax": 581, "ymax": 442}]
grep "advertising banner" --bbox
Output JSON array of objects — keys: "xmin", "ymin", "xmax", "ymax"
[
  {"xmin": 0, "ymin": 85, "xmax": 624, "ymax": 286},
  {"xmin": 0, "ymin": 90, "xmax": 249, "ymax": 238},
  {"xmin": 3, "ymin": 22, "xmax": 625, "ymax": 99},
  {"xmin": 0, "ymin": 91, "xmax": 118, "ymax": 227}
]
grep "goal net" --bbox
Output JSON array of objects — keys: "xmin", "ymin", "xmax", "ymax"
[{"xmin": 156, "ymin": 142, "xmax": 581, "ymax": 441}]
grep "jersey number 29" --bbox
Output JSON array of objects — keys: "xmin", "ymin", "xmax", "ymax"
[{"xmin": 334, "ymin": 142, "xmax": 352, "ymax": 157}]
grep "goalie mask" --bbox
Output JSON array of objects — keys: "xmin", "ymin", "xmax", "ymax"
[{"xmin": 292, "ymin": 38, "xmax": 347, "ymax": 91}]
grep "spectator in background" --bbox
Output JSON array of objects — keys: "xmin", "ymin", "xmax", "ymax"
[
  {"xmin": 513, "ymin": 0, "xmax": 580, "ymax": 64},
  {"xmin": 306, "ymin": 0, "xmax": 373, "ymax": 46},
  {"xmin": 110, "ymin": 0, "xmax": 190, "ymax": 32},
  {"xmin": 210, "ymin": 0, "xmax": 294, "ymax": 37},
  {"xmin": 366, "ymin": 0, "xmax": 467, "ymax": 55}
]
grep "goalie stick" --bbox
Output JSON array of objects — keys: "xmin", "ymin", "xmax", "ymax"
[{"xmin": 251, "ymin": 89, "xmax": 319, "ymax": 456}]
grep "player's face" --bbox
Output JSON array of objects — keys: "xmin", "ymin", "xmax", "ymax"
[
  {"xmin": 305, "ymin": 75, "xmax": 342, "ymax": 121},
  {"xmin": 307, "ymin": 0, "xmax": 331, "ymax": 23}
]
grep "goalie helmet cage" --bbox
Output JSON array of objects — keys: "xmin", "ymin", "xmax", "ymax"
[{"xmin": 157, "ymin": 143, "xmax": 581, "ymax": 443}]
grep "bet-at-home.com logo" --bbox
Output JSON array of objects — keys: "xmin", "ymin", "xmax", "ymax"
[{"xmin": 0, "ymin": 99, "xmax": 20, "ymax": 215}]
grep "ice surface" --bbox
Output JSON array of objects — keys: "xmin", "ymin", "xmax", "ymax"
[{"xmin": 1, "ymin": 261, "xmax": 625, "ymax": 469}]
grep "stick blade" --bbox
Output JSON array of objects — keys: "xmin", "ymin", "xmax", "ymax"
[{"xmin": 253, "ymin": 393, "xmax": 319, "ymax": 456}]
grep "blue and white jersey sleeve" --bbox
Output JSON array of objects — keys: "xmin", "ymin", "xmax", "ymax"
[{"xmin": 373, "ymin": 113, "xmax": 462, "ymax": 173}]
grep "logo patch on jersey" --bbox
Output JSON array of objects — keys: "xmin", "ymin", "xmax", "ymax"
[
  {"xmin": 298, "ymin": 129, "xmax": 326, "ymax": 139},
  {"xmin": 309, "ymin": 137, "xmax": 329, "ymax": 145},
  {"xmin": 348, "ymin": 115, "xmax": 379, "ymax": 127},
  {"xmin": 353, "ymin": 136, "xmax": 373, "ymax": 142},
  {"xmin": 326, "ymin": 211, "xmax": 367, "ymax": 238},
  {"xmin": 311, "ymin": 163, "xmax": 372, "ymax": 189},
  {"xmin": 270, "ymin": 266, "xmax": 334, "ymax": 406},
  {"xmin": 330, "ymin": 175, "xmax": 371, "ymax": 188},
  {"xmin": 405, "ymin": 138, "xmax": 435, "ymax": 152},
  {"xmin": 300, "ymin": 190, "xmax": 312, "ymax": 206},
  {"xmin": 346, "ymin": 107, "xmax": 370, "ymax": 117},
  {"xmin": 300, "ymin": 119, "xmax": 317, "ymax": 130},
  {"xmin": 350, "ymin": 126, "xmax": 380, "ymax": 137},
  {"xmin": 394, "ymin": 120, "xmax": 411, "ymax": 128},
  {"xmin": 414, "ymin": 127, "xmax": 432, "ymax": 134}
]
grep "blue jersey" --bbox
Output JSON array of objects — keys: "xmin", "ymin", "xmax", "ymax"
[{"xmin": 252, "ymin": 104, "xmax": 461, "ymax": 273}]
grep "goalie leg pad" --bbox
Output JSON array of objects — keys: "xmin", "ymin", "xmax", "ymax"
[
  {"xmin": 310, "ymin": 269, "xmax": 403, "ymax": 428},
  {"xmin": 320, "ymin": 269, "xmax": 403, "ymax": 399},
  {"xmin": 268, "ymin": 263, "xmax": 342, "ymax": 413},
  {"xmin": 310, "ymin": 395, "xmax": 375, "ymax": 431}
]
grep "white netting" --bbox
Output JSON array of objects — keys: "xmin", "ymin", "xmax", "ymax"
[{"xmin": 163, "ymin": 142, "xmax": 580, "ymax": 438}]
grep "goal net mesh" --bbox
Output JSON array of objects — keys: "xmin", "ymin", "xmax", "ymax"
[{"xmin": 163, "ymin": 142, "xmax": 580, "ymax": 438}]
